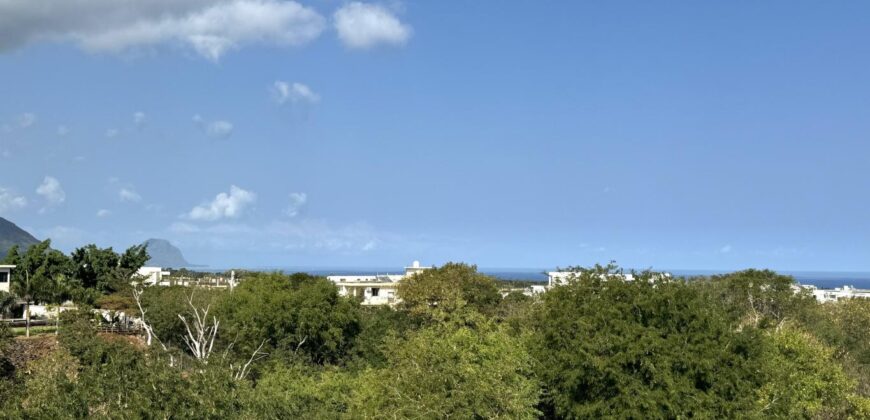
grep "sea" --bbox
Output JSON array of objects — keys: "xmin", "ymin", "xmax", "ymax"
[{"xmin": 206, "ymin": 266, "xmax": 870, "ymax": 290}]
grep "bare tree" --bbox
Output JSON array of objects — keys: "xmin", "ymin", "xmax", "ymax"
[
  {"xmin": 133, "ymin": 285, "xmax": 270, "ymax": 377},
  {"xmin": 131, "ymin": 283, "xmax": 175, "ymax": 366},
  {"xmin": 178, "ymin": 292, "xmax": 219, "ymax": 363}
]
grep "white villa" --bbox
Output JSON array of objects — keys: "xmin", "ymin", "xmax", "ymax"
[
  {"xmin": 137, "ymin": 266, "xmax": 171, "ymax": 286},
  {"xmin": 0, "ymin": 265, "xmax": 13, "ymax": 294},
  {"xmin": 328, "ymin": 261, "xmax": 433, "ymax": 306}
]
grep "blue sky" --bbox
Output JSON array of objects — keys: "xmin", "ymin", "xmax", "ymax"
[{"xmin": 1, "ymin": 1, "xmax": 869, "ymax": 271}]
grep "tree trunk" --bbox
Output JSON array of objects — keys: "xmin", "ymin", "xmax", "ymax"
[{"xmin": 25, "ymin": 301, "xmax": 30, "ymax": 337}]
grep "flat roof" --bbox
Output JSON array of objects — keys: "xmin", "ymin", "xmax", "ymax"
[{"xmin": 0, "ymin": 265, "xmax": 15, "ymax": 268}]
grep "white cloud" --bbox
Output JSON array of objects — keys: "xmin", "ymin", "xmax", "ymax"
[
  {"xmin": 96, "ymin": 209, "xmax": 111, "ymax": 217},
  {"xmin": 284, "ymin": 192, "xmax": 307, "ymax": 217},
  {"xmin": 207, "ymin": 120, "xmax": 233, "ymax": 137},
  {"xmin": 36, "ymin": 176, "xmax": 65, "ymax": 206},
  {"xmin": 105, "ymin": 128, "xmax": 119, "ymax": 138},
  {"xmin": 57, "ymin": 125, "xmax": 70, "ymax": 136},
  {"xmin": 0, "ymin": 187, "xmax": 27, "ymax": 215},
  {"xmin": 334, "ymin": 2, "xmax": 411, "ymax": 49},
  {"xmin": 186, "ymin": 185, "xmax": 256, "ymax": 221},
  {"xmin": 0, "ymin": 0, "xmax": 326, "ymax": 61},
  {"xmin": 720, "ymin": 244, "xmax": 732, "ymax": 254},
  {"xmin": 133, "ymin": 111, "xmax": 146, "ymax": 126},
  {"xmin": 17, "ymin": 112, "xmax": 37, "ymax": 128},
  {"xmin": 119, "ymin": 187, "xmax": 142, "ymax": 203},
  {"xmin": 193, "ymin": 115, "xmax": 234, "ymax": 138},
  {"xmin": 272, "ymin": 81, "xmax": 320, "ymax": 105}
]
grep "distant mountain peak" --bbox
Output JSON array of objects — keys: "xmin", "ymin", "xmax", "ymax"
[
  {"xmin": 0, "ymin": 217, "xmax": 40, "ymax": 259},
  {"xmin": 142, "ymin": 238, "xmax": 190, "ymax": 268}
]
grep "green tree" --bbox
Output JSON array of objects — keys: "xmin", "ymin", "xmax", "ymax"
[
  {"xmin": 344, "ymin": 305, "xmax": 416, "ymax": 369},
  {"xmin": 14, "ymin": 349, "xmax": 88, "ymax": 418},
  {"xmin": 529, "ymin": 265, "xmax": 764, "ymax": 418},
  {"xmin": 397, "ymin": 262, "xmax": 501, "ymax": 321},
  {"xmin": 70, "ymin": 244, "xmax": 149, "ymax": 298},
  {"xmin": 2, "ymin": 240, "xmax": 72, "ymax": 336},
  {"xmin": 353, "ymin": 317, "xmax": 540, "ymax": 419},
  {"xmin": 0, "ymin": 291, "xmax": 15, "ymax": 316},
  {"xmin": 139, "ymin": 285, "xmax": 224, "ymax": 350},
  {"xmin": 757, "ymin": 327, "xmax": 859, "ymax": 418},
  {"xmin": 243, "ymin": 363, "xmax": 355, "ymax": 418},
  {"xmin": 698, "ymin": 269, "xmax": 814, "ymax": 329},
  {"xmin": 811, "ymin": 298, "xmax": 870, "ymax": 396},
  {"xmin": 216, "ymin": 272, "xmax": 361, "ymax": 365},
  {"xmin": 495, "ymin": 290, "xmax": 535, "ymax": 335}
]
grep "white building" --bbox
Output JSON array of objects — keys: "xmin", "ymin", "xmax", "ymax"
[
  {"xmin": 328, "ymin": 261, "xmax": 432, "ymax": 306},
  {"xmin": 0, "ymin": 265, "xmax": 13, "ymax": 294},
  {"xmin": 137, "ymin": 266, "xmax": 171, "ymax": 286},
  {"xmin": 802, "ymin": 284, "xmax": 870, "ymax": 303},
  {"xmin": 547, "ymin": 271, "xmax": 638, "ymax": 287}
]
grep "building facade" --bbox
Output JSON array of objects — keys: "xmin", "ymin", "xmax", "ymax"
[
  {"xmin": 137, "ymin": 266, "xmax": 172, "ymax": 286},
  {"xmin": 328, "ymin": 261, "xmax": 432, "ymax": 306},
  {"xmin": 0, "ymin": 265, "xmax": 13, "ymax": 294}
]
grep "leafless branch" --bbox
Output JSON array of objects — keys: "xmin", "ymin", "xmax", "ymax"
[
  {"xmin": 178, "ymin": 292, "xmax": 219, "ymax": 363},
  {"xmin": 233, "ymin": 339, "xmax": 269, "ymax": 381}
]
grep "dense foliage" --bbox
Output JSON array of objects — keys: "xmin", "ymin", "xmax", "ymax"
[{"xmin": 1, "ymin": 260, "xmax": 869, "ymax": 418}]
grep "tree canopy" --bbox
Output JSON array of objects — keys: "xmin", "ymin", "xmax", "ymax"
[{"xmin": 2, "ymin": 261, "xmax": 870, "ymax": 418}]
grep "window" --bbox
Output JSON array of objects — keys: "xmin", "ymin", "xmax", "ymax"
[
  {"xmin": 371, "ymin": 287, "xmax": 380, "ymax": 297},
  {"xmin": 0, "ymin": 272, "xmax": 7, "ymax": 283}
]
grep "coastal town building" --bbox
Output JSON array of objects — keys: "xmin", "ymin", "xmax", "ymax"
[
  {"xmin": 327, "ymin": 261, "xmax": 433, "ymax": 306},
  {"xmin": 137, "ymin": 266, "xmax": 171, "ymax": 286},
  {"xmin": 0, "ymin": 265, "xmax": 13, "ymax": 294},
  {"xmin": 801, "ymin": 284, "xmax": 870, "ymax": 302}
]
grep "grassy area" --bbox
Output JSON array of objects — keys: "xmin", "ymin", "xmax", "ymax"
[{"xmin": 11, "ymin": 325, "xmax": 58, "ymax": 336}]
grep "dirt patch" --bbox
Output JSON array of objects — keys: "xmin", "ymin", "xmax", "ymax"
[
  {"xmin": 97, "ymin": 332, "xmax": 147, "ymax": 349},
  {"xmin": 7, "ymin": 335, "xmax": 58, "ymax": 371}
]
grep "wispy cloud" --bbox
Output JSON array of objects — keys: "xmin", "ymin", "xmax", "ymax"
[
  {"xmin": 334, "ymin": 2, "xmax": 412, "ymax": 49},
  {"xmin": 133, "ymin": 111, "xmax": 146, "ymax": 127},
  {"xmin": 105, "ymin": 128, "xmax": 120, "ymax": 138},
  {"xmin": 272, "ymin": 81, "xmax": 320, "ymax": 105},
  {"xmin": 17, "ymin": 112, "xmax": 36, "ymax": 128},
  {"xmin": 119, "ymin": 187, "xmax": 142, "ymax": 203},
  {"xmin": 284, "ymin": 192, "xmax": 307, "ymax": 217},
  {"xmin": 0, "ymin": 187, "xmax": 27, "ymax": 215},
  {"xmin": 96, "ymin": 209, "xmax": 111, "ymax": 217},
  {"xmin": 57, "ymin": 125, "xmax": 70, "ymax": 136},
  {"xmin": 193, "ymin": 114, "xmax": 234, "ymax": 138}
]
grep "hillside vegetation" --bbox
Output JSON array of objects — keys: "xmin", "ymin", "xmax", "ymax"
[{"xmin": 1, "ymin": 255, "xmax": 869, "ymax": 418}]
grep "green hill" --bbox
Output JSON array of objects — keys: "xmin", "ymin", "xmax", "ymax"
[{"xmin": 0, "ymin": 217, "xmax": 40, "ymax": 259}]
